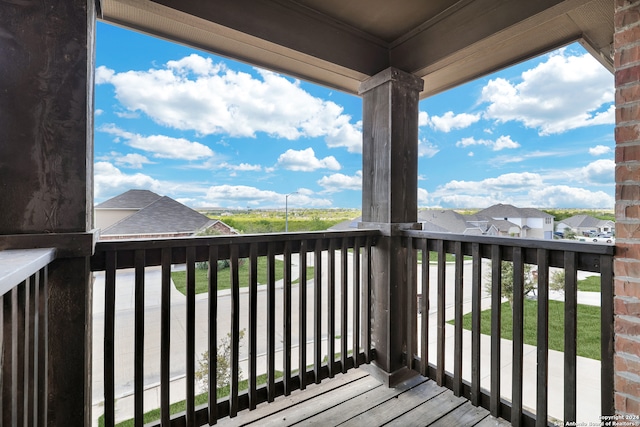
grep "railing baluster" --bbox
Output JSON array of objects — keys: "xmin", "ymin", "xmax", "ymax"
[
  {"xmin": 31, "ymin": 272, "xmax": 40, "ymax": 427},
  {"xmin": 536, "ymin": 248, "xmax": 549, "ymax": 427},
  {"xmin": 471, "ymin": 242, "xmax": 481, "ymax": 406},
  {"xmin": 363, "ymin": 236, "xmax": 372, "ymax": 363},
  {"xmin": 420, "ymin": 238, "xmax": 429, "ymax": 377},
  {"xmin": 186, "ymin": 246, "xmax": 196, "ymax": 427},
  {"xmin": 600, "ymin": 253, "xmax": 615, "ymax": 416},
  {"xmin": 37, "ymin": 267, "xmax": 47, "ymax": 427},
  {"xmin": 229, "ymin": 245, "xmax": 240, "ymax": 417},
  {"xmin": 511, "ymin": 247, "xmax": 524, "ymax": 427},
  {"xmin": 104, "ymin": 250, "xmax": 116, "ymax": 427},
  {"xmin": 248, "ymin": 243, "xmax": 258, "ymax": 409},
  {"xmin": 340, "ymin": 238, "xmax": 348, "ymax": 373},
  {"xmin": 328, "ymin": 238, "xmax": 335, "ymax": 378},
  {"xmin": 453, "ymin": 241, "xmax": 463, "ymax": 396},
  {"xmin": 564, "ymin": 251, "xmax": 578, "ymax": 423},
  {"xmin": 25, "ymin": 275, "xmax": 34, "ymax": 427},
  {"xmin": 352, "ymin": 237, "xmax": 361, "ymax": 369},
  {"xmin": 1, "ymin": 290, "xmax": 11, "ymax": 427},
  {"xmin": 208, "ymin": 245, "xmax": 219, "ymax": 422},
  {"xmin": 16, "ymin": 282, "xmax": 25, "ymax": 427},
  {"xmin": 490, "ymin": 244, "xmax": 502, "ymax": 418},
  {"xmin": 406, "ymin": 236, "xmax": 416, "ymax": 371},
  {"xmin": 284, "ymin": 241, "xmax": 292, "ymax": 395},
  {"xmin": 436, "ymin": 239, "xmax": 446, "ymax": 386},
  {"xmin": 298, "ymin": 240, "xmax": 308, "ymax": 390},
  {"xmin": 267, "ymin": 243, "xmax": 276, "ymax": 401},
  {"xmin": 314, "ymin": 240, "xmax": 323, "ymax": 383},
  {"xmin": 134, "ymin": 249, "xmax": 145, "ymax": 427},
  {"xmin": 160, "ymin": 247, "xmax": 172, "ymax": 426}
]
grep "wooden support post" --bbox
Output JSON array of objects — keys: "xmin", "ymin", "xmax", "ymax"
[
  {"xmin": 0, "ymin": 1, "xmax": 96, "ymax": 425},
  {"xmin": 359, "ymin": 67, "xmax": 423, "ymax": 387}
]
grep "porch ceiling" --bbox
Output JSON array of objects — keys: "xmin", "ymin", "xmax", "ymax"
[{"xmin": 100, "ymin": 0, "xmax": 614, "ymax": 98}]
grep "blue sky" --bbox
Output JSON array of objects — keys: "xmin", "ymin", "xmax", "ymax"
[{"xmin": 95, "ymin": 22, "xmax": 615, "ymax": 210}]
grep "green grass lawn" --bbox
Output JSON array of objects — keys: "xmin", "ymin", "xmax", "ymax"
[
  {"xmin": 577, "ymin": 275, "xmax": 601, "ymax": 292},
  {"xmin": 415, "ymin": 251, "xmax": 467, "ymax": 263},
  {"xmin": 455, "ymin": 299, "xmax": 602, "ymax": 360},
  {"xmin": 172, "ymin": 258, "xmax": 315, "ymax": 295}
]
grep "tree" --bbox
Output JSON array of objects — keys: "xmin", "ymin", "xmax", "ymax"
[
  {"xmin": 195, "ymin": 330, "xmax": 246, "ymax": 392},
  {"xmin": 564, "ymin": 229, "xmax": 577, "ymax": 240},
  {"xmin": 484, "ymin": 261, "xmax": 536, "ymax": 309},
  {"xmin": 549, "ymin": 269, "xmax": 565, "ymax": 292}
]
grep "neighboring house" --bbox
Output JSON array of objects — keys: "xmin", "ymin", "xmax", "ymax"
[
  {"xmin": 475, "ymin": 204, "xmax": 554, "ymax": 239},
  {"xmin": 95, "ymin": 189, "xmax": 236, "ymax": 240},
  {"xmin": 416, "ymin": 205, "xmax": 553, "ymax": 239},
  {"xmin": 556, "ymin": 214, "xmax": 615, "ymax": 236},
  {"xmin": 333, "ymin": 204, "xmax": 554, "ymax": 239},
  {"xmin": 418, "ymin": 210, "xmax": 485, "ymax": 235}
]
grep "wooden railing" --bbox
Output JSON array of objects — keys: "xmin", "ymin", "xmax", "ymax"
[
  {"xmin": 0, "ymin": 248, "xmax": 55, "ymax": 427},
  {"xmin": 90, "ymin": 230, "xmax": 378, "ymax": 426},
  {"xmin": 401, "ymin": 231, "xmax": 615, "ymax": 427}
]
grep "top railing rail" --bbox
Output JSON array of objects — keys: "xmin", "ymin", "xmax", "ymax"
[
  {"xmin": 0, "ymin": 248, "xmax": 55, "ymax": 297},
  {"xmin": 401, "ymin": 230, "xmax": 614, "ymax": 272}
]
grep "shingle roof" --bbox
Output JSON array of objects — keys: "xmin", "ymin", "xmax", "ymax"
[
  {"xmin": 95, "ymin": 189, "xmax": 162, "ymax": 209},
  {"xmin": 476, "ymin": 204, "xmax": 552, "ymax": 219},
  {"xmin": 101, "ymin": 196, "xmax": 213, "ymax": 235},
  {"xmin": 418, "ymin": 210, "xmax": 469, "ymax": 233},
  {"xmin": 560, "ymin": 214, "xmax": 605, "ymax": 228}
]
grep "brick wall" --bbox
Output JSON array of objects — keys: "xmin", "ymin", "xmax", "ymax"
[{"xmin": 615, "ymin": 0, "xmax": 640, "ymax": 416}]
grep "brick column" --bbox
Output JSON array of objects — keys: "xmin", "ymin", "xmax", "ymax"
[{"xmin": 614, "ymin": 0, "xmax": 640, "ymax": 416}]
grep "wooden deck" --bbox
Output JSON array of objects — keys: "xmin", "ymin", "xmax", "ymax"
[{"xmin": 217, "ymin": 368, "xmax": 511, "ymax": 427}]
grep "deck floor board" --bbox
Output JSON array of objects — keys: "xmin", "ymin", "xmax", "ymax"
[{"xmin": 216, "ymin": 368, "xmax": 509, "ymax": 426}]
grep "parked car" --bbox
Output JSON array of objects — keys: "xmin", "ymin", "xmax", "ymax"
[{"xmin": 592, "ymin": 236, "xmax": 615, "ymax": 243}]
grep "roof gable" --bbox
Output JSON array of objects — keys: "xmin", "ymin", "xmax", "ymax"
[{"xmin": 96, "ymin": 189, "xmax": 162, "ymax": 209}]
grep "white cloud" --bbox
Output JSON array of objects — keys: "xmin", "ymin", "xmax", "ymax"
[
  {"xmin": 418, "ymin": 111, "xmax": 430, "ymax": 127},
  {"xmin": 418, "ymin": 139, "xmax": 439, "ymax": 158},
  {"xmin": 95, "ymin": 109, "xmax": 104, "ymax": 116},
  {"xmin": 528, "ymin": 185, "xmax": 614, "ymax": 208},
  {"xmin": 219, "ymin": 162, "xmax": 262, "ymax": 172},
  {"xmin": 493, "ymin": 150, "xmax": 562, "ymax": 166},
  {"xmin": 277, "ymin": 147, "xmax": 341, "ymax": 171},
  {"xmin": 96, "ymin": 55, "xmax": 362, "ymax": 152},
  {"xmin": 99, "ymin": 124, "xmax": 214, "ymax": 160},
  {"xmin": 204, "ymin": 185, "xmax": 331, "ymax": 208},
  {"xmin": 317, "ymin": 171, "xmax": 363, "ymax": 193},
  {"xmin": 481, "ymin": 50, "xmax": 614, "ymax": 135},
  {"xmin": 114, "ymin": 153, "xmax": 153, "ymax": 169},
  {"xmin": 94, "ymin": 162, "xmax": 163, "ymax": 201},
  {"xmin": 419, "ymin": 110, "xmax": 480, "ymax": 132},
  {"xmin": 428, "ymin": 171, "xmax": 614, "ymax": 208},
  {"xmin": 455, "ymin": 135, "xmax": 520, "ymax": 151},
  {"xmin": 581, "ymin": 159, "xmax": 615, "ymax": 184},
  {"xmin": 429, "ymin": 111, "xmax": 481, "ymax": 132},
  {"xmin": 95, "ymin": 66, "xmax": 114, "ymax": 84},
  {"xmin": 417, "ymin": 188, "xmax": 429, "ymax": 204},
  {"xmin": 589, "ymin": 145, "xmax": 612, "ymax": 156}
]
